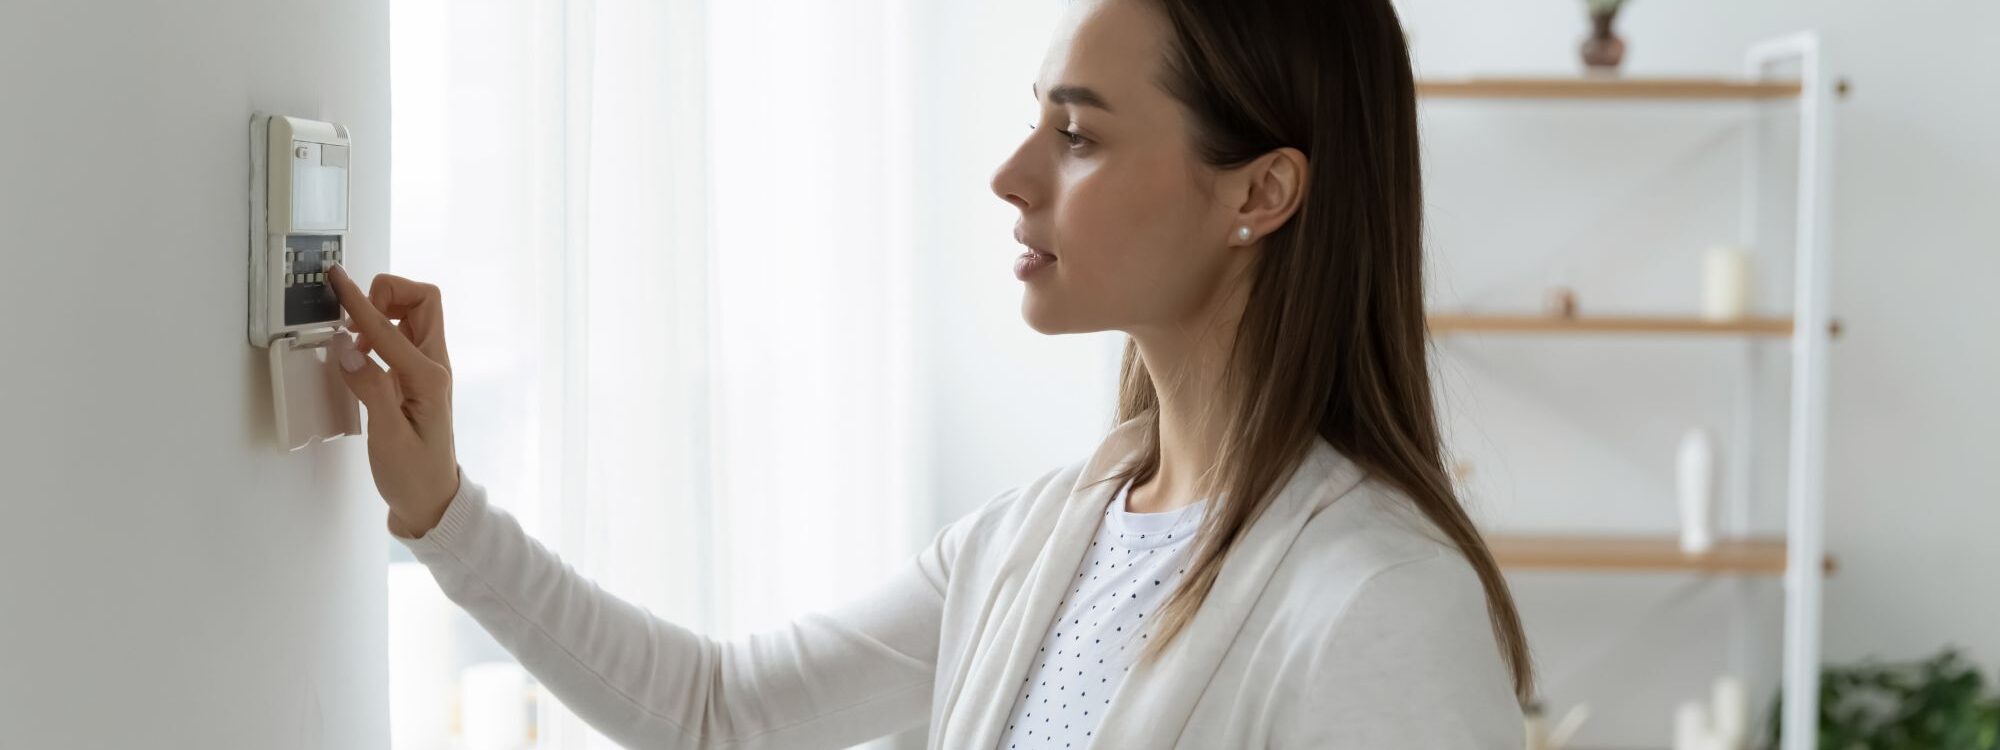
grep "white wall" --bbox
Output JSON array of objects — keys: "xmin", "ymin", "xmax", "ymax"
[{"xmin": 0, "ymin": 0, "xmax": 391, "ymax": 747}]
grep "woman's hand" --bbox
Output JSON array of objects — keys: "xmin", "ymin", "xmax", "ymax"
[{"xmin": 325, "ymin": 263, "xmax": 461, "ymax": 539}]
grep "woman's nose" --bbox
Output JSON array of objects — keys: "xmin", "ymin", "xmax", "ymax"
[
  {"xmin": 989, "ymin": 163, "xmax": 1021, "ymax": 209},
  {"xmin": 989, "ymin": 139, "xmax": 1037, "ymax": 210}
]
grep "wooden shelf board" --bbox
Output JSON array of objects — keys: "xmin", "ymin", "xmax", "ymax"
[
  {"xmin": 1417, "ymin": 76, "xmax": 1802, "ymax": 100},
  {"xmin": 1489, "ymin": 534, "xmax": 1836, "ymax": 576},
  {"xmin": 1428, "ymin": 312, "xmax": 1795, "ymax": 337}
]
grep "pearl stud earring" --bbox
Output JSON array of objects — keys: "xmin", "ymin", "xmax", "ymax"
[{"xmin": 1236, "ymin": 226, "xmax": 1252, "ymax": 243}]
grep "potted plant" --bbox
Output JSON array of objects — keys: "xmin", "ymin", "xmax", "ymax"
[
  {"xmin": 1764, "ymin": 647, "xmax": 2000, "ymax": 749},
  {"xmin": 1580, "ymin": 0, "xmax": 1629, "ymax": 71}
]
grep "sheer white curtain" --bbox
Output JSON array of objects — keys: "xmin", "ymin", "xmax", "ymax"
[{"xmin": 388, "ymin": 0, "xmax": 925, "ymax": 748}]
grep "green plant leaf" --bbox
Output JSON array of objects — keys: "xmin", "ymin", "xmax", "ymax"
[{"xmin": 1769, "ymin": 647, "xmax": 2000, "ymax": 750}]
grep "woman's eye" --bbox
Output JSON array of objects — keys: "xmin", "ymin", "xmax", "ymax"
[{"xmin": 1027, "ymin": 123, "xmax": 1090, "ymax": 150}]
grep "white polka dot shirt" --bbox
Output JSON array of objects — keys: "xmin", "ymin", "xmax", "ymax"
[{"xmin": 994, "ymin": 476, "xmax": 1206, "ymax": 750}]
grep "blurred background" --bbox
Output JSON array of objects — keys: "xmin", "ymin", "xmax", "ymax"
[{"xmin": 2, "ymin": 0, "xmax": 1994, "ymax": 748}]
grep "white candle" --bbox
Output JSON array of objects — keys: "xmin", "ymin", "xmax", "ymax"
[
  {"xmin": 1673, "ymin": 700, "xmax": 1713, "ymax": 750},
  {"xmin": 1701, "ymin": 245, "xmax": 1750, "ymax": 321},
  {"xmin": 1710, "ymin": 675, "xmax": 1748, "ymax": 748}
]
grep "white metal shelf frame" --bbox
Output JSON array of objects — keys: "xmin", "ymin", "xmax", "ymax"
[{"xmin": 1742, "ymin": 31, "xmax": 1836, "ymax": 750}]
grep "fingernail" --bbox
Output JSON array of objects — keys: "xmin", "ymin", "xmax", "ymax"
[{"xmin": 332, "ymin": 332, "xmax": 366, "ymax": 372}]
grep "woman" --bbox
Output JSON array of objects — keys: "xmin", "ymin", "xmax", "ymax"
[{"xmin": 329, "ymin": 0, "xmax": 1532, "ymax": 746}]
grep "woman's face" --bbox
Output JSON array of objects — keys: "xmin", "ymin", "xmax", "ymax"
[{"xmin": 990, "ymin": 0, "xmax": 1250, "ymax": 338}]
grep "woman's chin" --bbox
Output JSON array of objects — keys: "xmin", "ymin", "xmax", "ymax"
[
  {"xmin": 1021, "ymin": 297, "xmax": 1106, "ymax": 336},
  {"xmin": 1021, "ymin": 297, "xmax": 1068, "ymax": 334}
]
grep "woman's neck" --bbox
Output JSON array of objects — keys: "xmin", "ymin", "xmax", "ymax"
[{"xmin": 1125, "ymin": 286, "xmax": 1247, "ymax": 515}]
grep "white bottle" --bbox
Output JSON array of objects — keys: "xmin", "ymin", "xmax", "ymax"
[{"xmin": 1677, "ymin": 428, "xmax": 1716, "ymax": 554}]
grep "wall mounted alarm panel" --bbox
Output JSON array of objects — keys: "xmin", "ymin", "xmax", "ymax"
[{"xmin": 249, "ymin": 113, "xmax": 361, "ymax": 451}]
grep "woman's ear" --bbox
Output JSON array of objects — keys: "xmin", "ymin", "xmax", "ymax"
[{"xmin": 1228, "ymin": 147, "xmax": 1308, "ymax": 245}]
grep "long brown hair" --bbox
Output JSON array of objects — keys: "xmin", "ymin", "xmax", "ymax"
[{"xmin": 1108, "ymin": 0, "xmax": 1534, "ymax": 701}]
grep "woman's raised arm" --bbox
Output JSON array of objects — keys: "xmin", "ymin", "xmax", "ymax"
[{"xmin": 394, "ymin": 469, "xmax": 976, "ymax": 749}]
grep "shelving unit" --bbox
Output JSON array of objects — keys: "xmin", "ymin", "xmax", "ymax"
[
  {"xmin": 1428, "ymin": 312, "xmax": 1798, "ymax": 337},
  {"xmin": 1420, "ymin": 33, "xmax": 1838, "ymax": 750},
  {"xmin": 1487, "ymin": 534, "xmax": 1836, "ymax": 576},
  {"xmin": 1417, "ymin": 76, "xmax": 1802, "ymax": 101}
]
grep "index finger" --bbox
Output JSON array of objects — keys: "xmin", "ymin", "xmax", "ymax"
[
  {"xmin": 366, "ymin": 273, "xmax": 450, "ymax": 369},
  {"xmin": 328, "ymin": 264, "xmax": 435, "ymax": 373}
]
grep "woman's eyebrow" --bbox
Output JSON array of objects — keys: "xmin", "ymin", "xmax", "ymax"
[{"xmin": 1033, "ymin": 82, "xmax": 1116, "ymax": 113}]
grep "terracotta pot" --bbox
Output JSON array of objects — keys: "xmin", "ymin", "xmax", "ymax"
[{"xmin": 1580, "ymin": 8, "xmax": 1626, "ymax": 70}]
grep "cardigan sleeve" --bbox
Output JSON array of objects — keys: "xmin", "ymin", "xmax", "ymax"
[
  {"xmin": 1268, "ymin": 548, "xmax": 1526, "ymax": 749},
  {"xmin": 392, "ymin": 466, "xmax": 972, "ymax": 750}
]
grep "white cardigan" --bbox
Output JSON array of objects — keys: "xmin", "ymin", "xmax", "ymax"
[{"xmin": 395, "ymin": 416, "xmax": 1524, "ymax": 748}]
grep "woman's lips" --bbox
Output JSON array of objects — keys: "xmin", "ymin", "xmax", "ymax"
[
  {"xmin": 1014, "ymin": 250, "xmax": 1056, "ymax": 280},
  {"xmin": 1012, "ymin": 226, "xmax": 1056, "ymax": 280}
]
